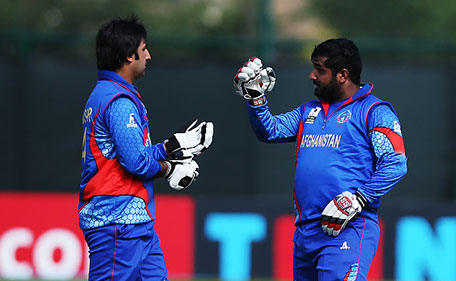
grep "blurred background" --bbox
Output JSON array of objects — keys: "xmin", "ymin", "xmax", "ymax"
[{"xmin": 1, "ymin": 0, "xmax": 456, "ymax": 280}]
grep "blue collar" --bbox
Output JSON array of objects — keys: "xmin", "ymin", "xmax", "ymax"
[
  {"xmin": 97, "ymin": 70, "xmax": 139, "ymax": 95},
  {"xmin": 320, "ymin": 83, "xmax": 374, "ymax": 119},
  {"xmin": 325, "ymin": 82, "xmax": 374, "ymax": 105},
  {"xmin": 353, "ymin": 83, "xmax": 373, "ymax": 100}
]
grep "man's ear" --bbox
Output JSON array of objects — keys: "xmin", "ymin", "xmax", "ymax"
[
  {"xmin": 337, "ymin": 68, "xmax": 349, "ymax": 83},
  {"xmin": 126, "ymin": 54, "xmax": 135, "ymax": 64}
]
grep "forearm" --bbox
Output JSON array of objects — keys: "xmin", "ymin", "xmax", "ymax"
[
  {"xmin": 154, "ymin": 160, "xmax": 170, "ymax": 178},
  {"xmin": 150, "ymin": 143, "xmax": 168, "ymax": 160},
  {"xmin": 246, "ymin": 101, "xmax": 301, "ymax": 143},
  {"xmin": 358, "ymin": 153, "xmax": 407, "ymax": 202},
  {"xmin": 118, "ymin": 147, "xmax": 163, "ymax": 179},
  {"xmin": 120, "ymin": 142, "xmax": 170, "ymax": 179}
]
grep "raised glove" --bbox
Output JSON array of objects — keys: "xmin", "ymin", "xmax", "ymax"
[
  {"xmin": 233, "ymin": 57, "xmax": 276, "ymax": 100},
  {"xmin": 321, "ymin": 191, "xmax": 368, "ymax": 236},
  {"xmin": 260, "ymin": 66, "xmax": 276, "ymax": 93},
  {"xmin": 165, "ymin": 119, "xmax": 214, "ymax": 159},
  {"xmin": 164, "ymin": 159, "xmax": 199, "ymax": 190}
]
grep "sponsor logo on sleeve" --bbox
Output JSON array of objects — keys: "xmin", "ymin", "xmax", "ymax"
[{"xmin": 127, "ymin": 113, "xmax": 138, "ymax": 128}]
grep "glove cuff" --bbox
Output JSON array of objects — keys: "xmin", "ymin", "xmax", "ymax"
[
  {"xmin": 164, "ymin": 137, "xmax": 180, "ymax": 154},
  {"xmin": 355, "ymin": 191, "xmax": 368, "ymax": 208},
  {"xmin": 248, "ymin": 95, "xmax": 266, "ymax": 106}
]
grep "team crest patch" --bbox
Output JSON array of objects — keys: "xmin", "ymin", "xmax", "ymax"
[
  {"xmin": 336, "ymin": 110, "xmax": 352, "ymax": 123},
  {"xmin": 305, "ymin": 107, "xmax": 322, "ymax": 124}
]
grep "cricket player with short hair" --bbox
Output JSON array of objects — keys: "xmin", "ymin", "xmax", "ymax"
[
  {"xmin": 79, "ymin": 15, "xmax": 213, "ymax": 280},
  {"xmin": 234, "ymin": 38, "xmax": 407, "ymax": 281}
]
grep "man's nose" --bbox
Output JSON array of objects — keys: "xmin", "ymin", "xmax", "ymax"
[{"xmin": 309, "ymin": 71, "xmax": 316, "ymax": 80}]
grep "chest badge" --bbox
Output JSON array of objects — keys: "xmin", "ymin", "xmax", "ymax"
[
  {"xmin": 336, "ymin": 110, "xmax": 352, "ymax": 123},
  {"xmin": 305, "ymin": 107, "xmax": 322, "ymax": 124}
]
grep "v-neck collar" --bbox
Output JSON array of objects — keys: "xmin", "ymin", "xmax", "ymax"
[{"xmin": 320, "ymin": 83, "xmax": 373, "ymax": 120}]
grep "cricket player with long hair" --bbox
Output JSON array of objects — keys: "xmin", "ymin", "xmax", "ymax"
[{"xmin": 79, "ymin": 15, "xmax": 213, "ymax": 280}]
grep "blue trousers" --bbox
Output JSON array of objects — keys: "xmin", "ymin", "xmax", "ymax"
[
  {"xmin": 83, "ymin": 222, "xmax": 168, "ymax": 281},
  {"xmin": 293, "ymin": 216, "xmax": 379, "ymax": 281}
]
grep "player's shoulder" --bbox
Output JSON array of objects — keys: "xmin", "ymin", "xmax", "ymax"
[
  {"xmin": 369, "ymin": 95, "xmax": 396, "ymax": 112},
  {"xmin": 103, "ymin": 93, "xmax": 142, "ymax": 123},
  {"xmin": 367, "ymin": 101, "xmax": 402, "ymax": 134},
  {"xmin": 362, "ymin": 92, "xmax": 385, "ymax": 104},
  {"xmin": 110, "ymin": 95, "xmax": 137, "ymax": 105},
  {"xmin": 107, "ymin": 95, "xmax": 141, "ymax": 116},
  {"xmin": 360, "ymin": 93, "xmax": 396, "ymax": 113},
  {"xmin": 304, "ymin": 100, "xmax": 320, "ymax": 108},
  {"xmin": 90, "ymin": 80, "xmax": 121, "ymax": 100},
  {"xmin": 369, "ymin": 103, "xmax": 397, "ymax": 119}
]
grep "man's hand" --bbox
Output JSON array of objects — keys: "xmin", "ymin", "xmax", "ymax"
[
  {"xmin": 260, "ymin": 66, "xmax": 276, "ymax": 93},
  {"xmin": 233, "ymin": 57, "xmax": 276, "ymax": 101},
  {"xmin": 165, "ymin": 119, "xmax": 214, "ymax": 159},
  {"xmin": 164, "ymin": 159, "xmax": 199, "ymax": 190},
  {"xmin": 321, "ymin": 191, "xmax": 368, "ymax": 236}
]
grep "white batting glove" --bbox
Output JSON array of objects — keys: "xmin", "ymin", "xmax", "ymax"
[
  {"xmin": 165, "ymin": 119, "xmax": 214, "ymax": 159},
  {"xmin": 233, "ymin": 57, "xmax": 276, "ymax": 100},
  {"xmin": 259, "ymin": 66, "xmax": 276, "ymax": 93},
  {"xmin": 164, "ymin": 159, "xmax": 199, "ymax": 191},
  {"xmin": 321, "ymin": 191, "xmax": 368, "ymax": 236}
]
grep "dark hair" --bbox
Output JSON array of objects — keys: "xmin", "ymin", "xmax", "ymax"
[
  {"xmin": 311, "ymin": 38, "xmax": 362, "ymax": 84},
  {"xmin": 96, "ymin": 15, "xmax": 147, "ymax": 71}
]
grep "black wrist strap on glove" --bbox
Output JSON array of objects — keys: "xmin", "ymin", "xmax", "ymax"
[
  {"xmin": 354, "ymin": 190, "xmax": 368, "ymax": 208},
  {"xmin": 248, "ymin": 95, "xmax": 266, "ymax": 106},
  {"xmin": 164, "ymin": 137, "xmax": 180, "ymax": 154}
]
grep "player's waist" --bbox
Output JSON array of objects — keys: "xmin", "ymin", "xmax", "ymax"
[{"xmin": 79, "ymin": 195, "xmax": 153, "ymax": 230}]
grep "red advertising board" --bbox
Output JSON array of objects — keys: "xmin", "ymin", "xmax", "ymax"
[{"xmin": 0, "ymin": 192, "xmax": 194, "ymax": 279}]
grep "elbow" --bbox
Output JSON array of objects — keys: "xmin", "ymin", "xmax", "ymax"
[
  {"xmin": 401, "ymin": 155, "xmax": 408, "ymax": 177},
  {"xmin": 251, "ymin": 124, "xmax": 279, "ymax": 143},
  {"xmin": 250, "ymin": 127, "xmax": 270, "ymax": 143},
  {"xmin": 124, "ymin": 164, "xmax": 145, "ymax": 176},
  {"xmin": 396, "ymin": 156, "xmax": 408, "ymax": 180},
  {"xmin": 255, "ymin": 133, "xmax": 270, "ymax": 143},
  {"xmin": 123, "ymin": 156, "xmax": 159, "ymax": 179},
  {"xmin": 255, "ymin": 132, "xmax": 277, "ymax": 143}
]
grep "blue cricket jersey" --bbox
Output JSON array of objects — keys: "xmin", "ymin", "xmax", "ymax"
[
  {"xmin": 247, "ymin": 83, "xmax": 407, "ymax": 224},
  {"xmin": 79, "ymin": 70, "xmax": 168, "ymax": 230}
]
